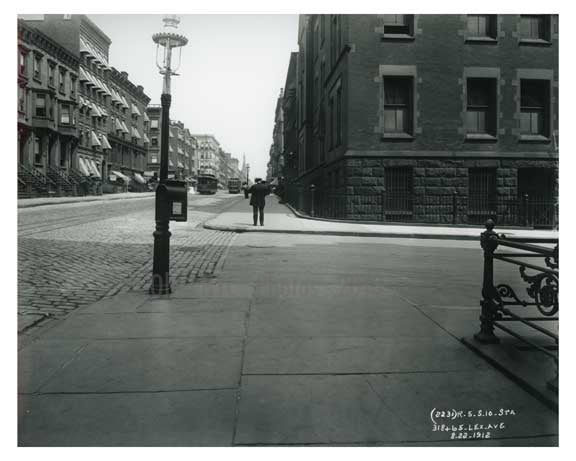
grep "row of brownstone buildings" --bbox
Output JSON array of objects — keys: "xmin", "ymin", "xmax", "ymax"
[
  {"xmin": 17, "ymin": 14, "xmax": 242, "ymax": 198},
  {"xmin": 269, "ymin": 14, "xmax": 559, "ymax": 227}
]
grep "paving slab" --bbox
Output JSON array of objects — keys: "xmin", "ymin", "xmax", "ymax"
[
  {"xmin": 247, "ymin": 298, "xmax": 444, "ymax": 338},
  {"xmin": 18, "ymin": 339, "xmax": 88, "ymax": 393},
  {"xmin": 41, "ymin": 312, "xmax": 246, "ymax": 339},
  {"xmin": 163, "ymin": 282, "xmax": 254, "ymax": 299},
  {"xmin": 252, "ymin": 284, "xmax": 399, "ymax": 299},
  {"xmin": 365, "ymin": 369, "xmax": 558, "ymax": 441},
  {"xmin": 18, "ymin": 389, "xmax": 237, "ymax": 446},
  {"xmin": 234, "ymin": 374, "xmax": 410, "ymax": 445},
  {"xmin": 76, "ymin": 292, "xmax": 150, "ymax": 314},
  {"xmin": 243, "ymin": 336, "xmax": 488, "ymax": 375},
  {"xmin": 138, "ymin": 298, "xmax": 250, "ymax": 313},
  {"xmin": 39, "ymin": 337, "xmax": 243, "ymax": 393}
]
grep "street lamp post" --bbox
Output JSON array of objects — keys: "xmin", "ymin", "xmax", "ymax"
[
  {"xmin": 150, "ymin": 16, "xmax": 188, "ymax": 295},
  {"xmin": 246, "ymin": 163, "xmax": 250, "ymax": 184}
]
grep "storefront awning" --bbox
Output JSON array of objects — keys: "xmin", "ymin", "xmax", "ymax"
[
  {"xmin": 100, "ymin": 134, "xmax": 112, "ymax": 150},
  {"xmin": 110, "ymin": 170, "xmax": 131, "ymax": 183},
  {"xmin": 90, "ymin": 131, "xmax": 102, "ymax": 147},
  {"xmin": 133, "ymin": 173, "xmax": 146, "ymax": 184}
]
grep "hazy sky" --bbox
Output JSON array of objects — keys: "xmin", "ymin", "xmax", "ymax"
[{"xmin": 90, "ymin": 14, "xmax": 299, "ymax": 179}]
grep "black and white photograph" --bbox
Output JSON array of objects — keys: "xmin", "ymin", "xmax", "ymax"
[{"xmin": 8, "ymin": 0, "xmax": 569, "ymax": 455}]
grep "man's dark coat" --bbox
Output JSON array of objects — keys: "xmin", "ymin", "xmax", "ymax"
[{"xmin": 249, "ymin": 183, "xmax": 270, "ymax": 208}]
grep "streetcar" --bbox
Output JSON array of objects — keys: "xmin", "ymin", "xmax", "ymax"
[
  {"xmin": 227, "ymin": 177, "xmax": 241, "ymax": 194},
  {"xmin": 197, "ymin": 173, "xmax": 218, "ymax": 195}
]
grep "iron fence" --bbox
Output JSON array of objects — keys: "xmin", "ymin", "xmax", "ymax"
[
  {"xmin": 283, "ymin": 185, "xmax": 558, "ymax": 228},
  {"xmin": 475, "ymin": 220, "xmax": 558, "ymax": 392}
]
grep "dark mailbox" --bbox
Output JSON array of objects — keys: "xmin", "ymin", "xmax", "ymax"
[{"xmin": 156, "ymin": 180, "xmax": 188, "ymax": 222}]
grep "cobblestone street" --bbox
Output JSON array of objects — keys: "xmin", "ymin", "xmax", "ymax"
[{"xmin": 18, "ymin": 194, "xmax": 241, "ymax": 332}]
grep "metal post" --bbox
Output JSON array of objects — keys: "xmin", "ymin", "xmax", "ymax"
[
  {"xmin": 310, "ymin": 184, "xmax": 316, "ymax": 217},
  {"xmin": 452, "ymin": 191, "xmax": 458, "ymax": 225},
  {"xmin": 380, "ymin": 189, "xmax": 386, "ymax": 222},
  {"xmin": 523, "ymin": 193, "xmax": 529, "ymax": 227},
  {"xmin": 150, "ymin": 93, "xmax": 172, "ymax": 295},
  {"xmin": 474, "ymin": 219, "xmax": 500, "ymax": 344}
]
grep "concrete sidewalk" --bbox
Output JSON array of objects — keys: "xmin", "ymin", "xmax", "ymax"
[
  {"xmin": 204, "ymin": 195, "xmax": 559, "ymax": 241},
  {"xmin": 18, "ymin": 192, "xmax": 155, "ymax": 209},
  {"xmin": 18, "ymin": 236, "xmax": 558, "ymax": 446}
]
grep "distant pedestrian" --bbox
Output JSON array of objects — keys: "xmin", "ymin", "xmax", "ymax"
[
  {"xmin": 242, "ymin": 182, "xmax": 249, "ymax": 199},
  {"xmin": 248, "ymin": 178, "xmax": 271, "ymax": 226}
]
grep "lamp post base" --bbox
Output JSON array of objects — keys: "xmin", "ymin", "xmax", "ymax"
[{"xmin": 149, "ymin": 219, "xmax": 172, "ymax": 295}]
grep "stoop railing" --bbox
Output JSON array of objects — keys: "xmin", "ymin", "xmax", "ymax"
[{"xmin": 474, "ymin": 219, "xmax": 559, "ymax": 391}]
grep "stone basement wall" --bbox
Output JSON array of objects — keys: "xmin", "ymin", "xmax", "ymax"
[{"xmin": 318, "ymin": 157, "xmax": 558, "ymax": 224}]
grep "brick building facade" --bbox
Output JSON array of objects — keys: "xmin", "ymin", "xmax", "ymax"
[{"xmin": 291, "ymin": 14, "xmax": 559, "ymax": 226}]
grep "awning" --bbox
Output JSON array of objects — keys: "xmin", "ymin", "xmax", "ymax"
[
  {"xmin": 177, "ymin": 147, "xmax": 183, "ymax": 154},
  {"xmin": 133, "ymin": 173, "xmax": 146, "ymax": 184},
  {"xmin": 178, "ymin": 162, "xmax": 184, "ymax": 169},
  {"xmin": 131, "ymin": 103, "xmax": 142, "ymax": 117},
  {"xmin": 99, "ymin": 106, "xmax": 108, "ymax": 117},
  {"xmin": 79, "ymin": 67, "xmax": 90, "ymax": 83},
  {"xmin": 111, "ymin": 88, "xmax": 122, "ymax": 105},
  {"xmin": 87, "ymin": 159, "xmax": 101, "ymax": 178},
  {"xmin": 120, "ymin": 95, "xmax": 130, "ymax": 109},
  {"xmin": 143, "ymin": 112, "xmax": 150, "ymax": 122},
  {"xmin": 143, "ymin": 134, "xmax": 150, "ymax": 144},
  {"xmin": 131, "ymin": 127, "xmax": 141, "ymax": 139},
  {"xmin": 110, "ymin": 170, "xmax": 131, "ymax": 183},
  {"xmin": 102, "ymin": 82, "xmax": 112, "ymax": 97},
  {"xmin": 90, "ymin": 131, "xmax": 102, "ymax": 147},
  {"xmin": 90, "ymin": 103, "xmax": 102, "ymax": 117},
  {"xmin": 79, "ymin": 38, "xmax": 90, "ymax": 55},
  {"xmin": 78, "ymin": 157, "xmax": 91, "ymax": 176},
  {"xmin": 114, "ymin": 118, "xmax": 123, "ymax": 132},
  {"xmin": 169, "ymin": 160, "xmax": 175, "ymax": 167},
  {"xmin": 100, "ymin": 134, "xmax": 112, "ymax": 150},
  {"xmin": 120, "ymin": 121, "xmax": 130, "ymax": 133}
]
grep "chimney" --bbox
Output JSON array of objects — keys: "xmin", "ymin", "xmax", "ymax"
[
  {"xmin": 137, "ymin": 85, "xmax": 143, "ymax": 92},
  {"xmin": 121, "ymin": 71, "xmax": 128, "ymax": 79}
]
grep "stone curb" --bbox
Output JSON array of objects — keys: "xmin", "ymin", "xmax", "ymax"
[
  {"xmin": 202, "ymin": 221, "xmax": 481, "ymax": 241},
  {"xmin": 18, "ymin": 193, "xmax": 155, "ymax": 209}
]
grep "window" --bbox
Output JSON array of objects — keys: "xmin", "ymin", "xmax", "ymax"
[
  {"xmin": 35, "ymin": 94, "xmax": 46, "ymax": 117},
  {"xmin": 520, "ymin": 80, "xmax": 549, "ymax": 137},
  {"xmin": 33, "ymin": 55, "xmax": 42, "ymax": 81},
  {"xmin": 18, "ymin": 86, "xmax": 26, "ymax": 113},
  {"xmin": 48, "ymin": 64, "xmax": 55, "ymax": 87},
  {"xmin": 384, "ymin": 167, "xmax": 413, "ymax": 218},
  {"xmin": 19, "ymin": 51, "xmax": 27, "ymax": 75},
  {"xmin": 150, "ymin": 119, "xmax": 159, "ymax": 129},
  {"xmin": 60, "ymin": 104, "xmax": 71, "ymax": 124},
  {"xmin": 467, "ymin": 15, "xmax": 497, "ymax": 39},
  {"xmin": 383, "ymin": 77, "xmax": 413, "ymax": 136},
  {"xmin": 469, "ymin": 168, "xmax": 497, "ymax": 217},
  {"xmin": 520, "ymin": 15, "xmax": 550, "ymax": 41},
  {"xmin": 382, "ymin": 15, "xmax": 414, "ymax": 36},
  {"xmin": 59, "ymin": 69, "xmax": 66, "ymax": 93},
  {"xmin": 70, "ymin": 76, "xmax": 76, "ymax": 98},
  {"xmin": 466, "ymin": 78, "xmax": 497, "ymax": 136},
  {"xmin": 34, "ymin": 137, "xmax": 42, "ymax": 164}
]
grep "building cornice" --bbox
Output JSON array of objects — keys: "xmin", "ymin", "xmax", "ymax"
[{"xmin": 18, "ymin": 20, "xmax": 79, "ymax": 70}]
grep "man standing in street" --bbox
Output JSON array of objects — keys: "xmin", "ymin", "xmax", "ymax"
[{"xmin": 248, "ymin": 178, "xmax": 270, "ymax": 226}]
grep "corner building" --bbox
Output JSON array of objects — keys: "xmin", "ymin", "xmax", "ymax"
[{"xmin": 295, "ymin": 14, "xmax": 559, "ymax": 226}]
